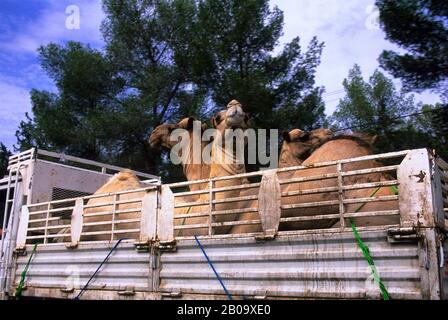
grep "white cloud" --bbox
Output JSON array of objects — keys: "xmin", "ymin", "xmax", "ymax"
[
  {"xmin": 0, "ymin": 0, "xmax": 105, "ymax": 54},
  {"xmin": 271, "ymin": 0, "xmax": 442, "ymax": 114}
]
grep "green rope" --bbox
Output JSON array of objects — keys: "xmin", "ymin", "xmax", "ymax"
[
  {"xmin": 349, "ymin": 185, "xmax": 398, "ymax": 300},
  {"xmin": 15, "ymin": 243, "xmax": 38, "ymax": 298}
]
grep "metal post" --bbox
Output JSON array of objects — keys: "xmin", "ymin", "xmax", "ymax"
[
  {"xmin": 208, "ymin": 180, "xmax": 213, "ymax": 236},
  {"xmin": 337, "ymin": 162, "xmax": 346, "ymax": 229},
  {"xmin": 111, "ymin": 193, "xmax": 118, "ymax": 241}
]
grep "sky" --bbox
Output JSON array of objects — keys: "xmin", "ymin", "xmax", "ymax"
[{"xmin": 0, "ymin": 0, "xmax": 442, "ymax": 151}]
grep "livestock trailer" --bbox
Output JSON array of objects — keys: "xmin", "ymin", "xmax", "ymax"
[{"xmin": 0, "ymin": 148, "xmax": 447, "ymax": 300}]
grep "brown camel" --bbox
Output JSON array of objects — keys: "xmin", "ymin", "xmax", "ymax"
[
  {"xmin": 55, "ymin": 170, "xmax": 148, "ymax": 242},
  {"xmin": 150, "ymin": 117, "xmax": 210, "ymax": 191},
  {"xmin": 80, "ymin": 170, "xmax": 147, "ymax": 241},
  {"xmin": 229, "ymin": 128, "xmax": 334, "ymax": 234},
  {"xmin": 174, "ymin": 100, "xmax": 251, "ymax": 236},
  {"xmin": 280, "ymin": 135, "xmax": 399, "ymax": 230},
  {"xmin": 279, "ymin": 128, "xmax": 334, "ymax": 168}
]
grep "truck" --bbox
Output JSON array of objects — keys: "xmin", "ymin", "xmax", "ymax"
[{"xmin": 0, "ymin": 147, "xmax": 447, "ymax": 300}]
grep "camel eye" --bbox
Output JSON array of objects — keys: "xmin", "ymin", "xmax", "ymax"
[{"xmin": 215, "ymin": 114, "xmax": 222, "ymax": 124}]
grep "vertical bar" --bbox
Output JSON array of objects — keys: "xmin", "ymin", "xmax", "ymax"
[
  {"xmin": 44, "ymin": 203, "xmax": 50, "ymax": 244},
  {"xmin": 337, "ymin": 162, "xmax": 346, "ymax": 229},
  {"xmin": 0, "ymin": 170, "xmax": 13, "ymax": 250},
  {"xmin": 208, "ymin": 180, "xmax": 213, "ymax": 236},
  {"xmin": 16, "ymin": 206, "xmax": 30, "ymax": 248},
  {"xmin": 111, "ymin": 193, "xmax": 118, "ymax": 241}
]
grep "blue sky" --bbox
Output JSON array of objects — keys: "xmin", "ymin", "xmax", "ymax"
[{"xmin": 0, "ymin": 0, "xmax": 442, "ymax": 151}]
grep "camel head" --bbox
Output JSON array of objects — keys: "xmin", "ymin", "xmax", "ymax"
[
  {"xmin": 149, "ymin": 117, "xmax": 207, "ymax": 150},
  {"xmin": 212, "ymin": 99, "xmax": 250, "ymax": 132},
  {"xmin": 307, "ymin": 128, "xmax": 334, "ymax": 146},
  {"xmin": 281, "ymin": 128, "xmax": 334, "ymax": 163}
]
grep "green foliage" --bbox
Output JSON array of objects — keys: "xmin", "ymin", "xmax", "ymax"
[
  {"xmin": 376, "ymin": 0, "xmax": 448, "ymax": 96},
  {"xmin": 331, "ymin": 64, "xmax": 446, "ymax": 155},
  {"xmin": 192, "ymin": 0, "xmax": 326, "ymax": 130},
  {"xmin": 0, "ymin": 143, "xmax": 11, "ymax": 178}
]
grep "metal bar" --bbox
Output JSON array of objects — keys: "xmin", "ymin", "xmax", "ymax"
[
  {"xmin": 212, "ymin": 195, "xmax": 258, "ymax": 204},
  {"xmin": 82, "ymin": 219, "xmax": 141, "ymax": 228},
  {"xmin": 25, "ymin": 186, "xmax": 156, "ymax": 208},
  {"xmin": 110, "ymin": 193, "xmax": 118, "ymax": 241},
  {"xmin": 37, "ymin": 149, "xmax": 159, "ymax": 180},
  {"xmin": 172, "ymin": 182, "xmax": 261, "ymax": 199},
  {"xmin": 27, "ymin": 224, "xmax": 71, "ymax": 232},
  {"xmin": 208, "ymin": 180, "xmax": 213, "ymax": 236},
  {"xmin": 341, "ymin": 165, "xmax": 399, "ymax": 177},
  {"xmin": 28, "ymin": 206, "xmax": 76, "ymax": 215},
  {"xmin": 174, "ymin": 201, "xmax": 210, "ymax": 209},
  {"xmin": 276, "ymin": 150, "xmax": 409, "ymax": 174},
  {"xmin": 281, "ymin": 200, "xmax": 340, "ymax": 210},
  {"xmin": 212, "ymin": 219, "xmax": 260, "ymax": 227},
  {"xmin": 175, "ymin": 207, "xmax": 259, "ymax": 220},
  {"xmin": 337, "ymin": 162, "xmax": 345, "ymax": 229},
  {"xmin": 81, "ymin": 229, "xmax": 140, "ymax": 237},
  {"xmin": 28, "ymin": 217, "xmax": 62, "ymax": 224},
  {"xmin": 279, "ymin": 210, "xmax": 400, "ymax": 223},
  {"xmin": 83, "ymin": 198, "xmax": 143, "ymax": 208},
  {"xmin": 26, "ymin": 233, "xmax": 71, "ymax": 240},
  {"xmin": 83, "ymin": 208, "xmax": 142, "ymax": 218},
  {"xmin": 342, "ymin": 180, "xmax": 399, "ymax": 191},
  {"xmin": 279, "ymin": 173, "xmax": 339, "ymax": 185},
  {"xmin": 44, "ymin": 203, "xmax": 50, "ymax": 244},
  {"xmin": 342, "ymin": 195, "xmax": 399, "ymax": 204},
  {"xmin": 174, "ymin": 223, "xmax": 209, "ymax": 230},
  {"xmin": 174, "ymin": 212, "xmax": 210, "ymax": 219},
  {"xmin": 211, "ymin": 207, "xmax": 258, "ymax": 216},
  {"xmin": 282, "ymin": 186, "xmax": 339, "ymax": 197}
]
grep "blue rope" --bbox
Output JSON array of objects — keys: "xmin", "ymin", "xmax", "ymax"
[
  {"xmin": 74, "ymin": 238, "xmax": 128, "ymax": 300},
  {"xmin": 194, "ymin": 235, "xmax": 233, "ymax": 300}
]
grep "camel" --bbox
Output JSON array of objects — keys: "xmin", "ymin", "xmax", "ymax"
[
  {"xmin": 280, "ymin": 135, "xmax": 399, "ymax": 230},
  {"xmin": 174, "ymin": 100, "xmax": 251, "ymax": 236},
  {"xmin": 279, "ymin": 128, "xmax": 334, "ymax": 168},
  {"xmin": 229, "ymin": 128, "xmax": 334, "ymax": 234},
  {"xmin": 55, "ymin": 170, "xmax": 148, "ymax": 242},
  {"xmin": 150, "ymin": 117, "xmax": 210, "ymax": 191}
]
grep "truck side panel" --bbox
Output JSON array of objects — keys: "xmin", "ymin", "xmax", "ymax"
[
  {"xmin": 14, "ymin": 241, "xmax": 152, "ymax": 299},
  {"xmin": 159, "ymin": 231, "xmax": 422, "ymax": 299}
]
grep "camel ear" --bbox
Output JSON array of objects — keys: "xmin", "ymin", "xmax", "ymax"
[{"xmin": 282, "ymin": 131, "xmax": 291, "ymax": 142}]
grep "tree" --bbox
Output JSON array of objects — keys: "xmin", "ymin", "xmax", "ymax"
[
  {"xmin": 15, "ymin": 0, "xmax": 327, "ymax": 181},
  {"xmin": 191, "ymin": 0, "xmax": 326, "ymax": 130},
  {"xmin": 376, "ymin": 0, "xmax": 448, "ymax": 97},
  {"xmin": 15, "ymin": 42, "xmax": 125, "ymax": 161},
  {"xmin": 0, "ymin": 143, "xmax": 11, "ymax": 178},
  {"xmin": 331, "ymin": 64, "xmax": 436, "ymax": 153},
  {"xmin": 414, "ymin": 103, "xmax": 448, "ymax": 158}
]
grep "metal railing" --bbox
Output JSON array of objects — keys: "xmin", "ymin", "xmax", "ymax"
[
  {"xmin": 436, "ymin": 157, "xmax": 448, "ymax": 217},
  {"xmin": 168, "ymin": 150, "xmax": 409, "ymax": 239},
  {"xmin": 18, "ymin": 186, "xmax": 158, "ymax": 245},
  {"xmin": 16, "ymin": 148, "xmax": 446, "ymax": 247}
]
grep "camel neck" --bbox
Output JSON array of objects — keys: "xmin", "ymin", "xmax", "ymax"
[
  {"xmin": 209, "ymin": 133, "xmax": 246, "ymax": 178},
  {"xmin": 279, "ymin": 147, "xmax": 303, "ymax": 168}
]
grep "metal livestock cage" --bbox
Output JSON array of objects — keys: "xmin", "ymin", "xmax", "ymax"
[
  {"xmin": 1, "ymin": 148, "xmax": 447, "ymax": 300},
  {"xmin": 0, "ymin": 148, "xmax": 160, "ymax": 299}
]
